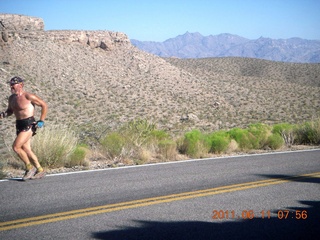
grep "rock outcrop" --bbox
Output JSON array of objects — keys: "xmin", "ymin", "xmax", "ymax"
[
  {"xmin": 0, "ymin": 14, "xmax": 130, "ymax": 50},
  {"xmin": 0, "ymin": 13, "xmax": 44, "ymax": 32}
]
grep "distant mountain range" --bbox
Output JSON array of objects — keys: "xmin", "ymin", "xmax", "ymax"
[{"xmin": 131, "ymin": 32, "xmax": 320, "ymax": 63}]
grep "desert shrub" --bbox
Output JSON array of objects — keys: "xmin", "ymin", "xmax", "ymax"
[
  {"xmin": 176, "ymin": 136, "xmax": 187, "ymax": 155},
  {"xmin": 207, "ymin": 130, "xmax": 230, "ymax": 153},
  {"xmin": 135, "ymin": 148, "xmax": 152, "ymax": 165},
  {"xmin": 32, "ymin": 124, "xmax": 78, "ymax": 168},
  {"xmin": 295, "ymin": 119, "xmax": 320, "ymax": 144},
  {"xmin": 150, "ymin": 129, "xmax": 170, "ymax": 141},
  {"xmin": 66, "ymin": 144, "xmax": 89, "ymax": 168},
  {"xmin": 158, "ymin": 139, "xmax": 177, "ymax": 160},
  {"xmin": 248, "ymin": 123, "xmax": 271, "ymax": 148},
  {"xmin": 100, "ymin": 132, "xmax": 126, "ymax": 159},
  {"xmin": 272, "ymin": 123, "xmax": 296, "ymax": 146},
  {"xmin": 227, "ymin": 139, "xmax": 239, "ymax": 153},
  {"xmin": 179, "ymin": 129, "xmax": 210, "ymax": 158},
  {"xmin": 267, "ymin": 133, "xmax": 284, "ymax": 150},
  {"xmin": 101, "ymin": 119, "xmax": 174, "ymax": 163},
  {"xmin": 228, "ymin": 128, "xmax": 256, "ymax": 150},
  {"xmin": 120, "ymin": 119, "xmax": 157, "ymax": 147}
]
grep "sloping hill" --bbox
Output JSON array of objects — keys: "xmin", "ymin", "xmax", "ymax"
[
  {"xmin": 165, "ymin": 57, "xmax": 320, "ymax": 128},
  {"xmin": 1, "ymin": 14, "xmax": 319, "ymax": 150},
  {"xmin": 0, "ymin": 30, "xmax": 205, "ymax": 132}
]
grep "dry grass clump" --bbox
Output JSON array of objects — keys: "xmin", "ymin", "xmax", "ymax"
[
  {"xmin": 100, "ymin": 119, "xmax": 178, "ymax": 165},
  {"xmin": 32, "ymin": 124, "xmax": 88, "ymax": 168}
]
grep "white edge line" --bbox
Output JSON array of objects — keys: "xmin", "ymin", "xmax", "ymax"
[{"xmin": 1, "ymin": 148, "xmax": 319, "ymax": 182}]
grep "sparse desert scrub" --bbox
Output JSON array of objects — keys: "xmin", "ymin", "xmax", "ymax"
[
  {"xmin": 100, "ymin": 119, "xmax": 176, "ymax": 163},
  {"xmin": 0, "ymin": 118, "xmax": 319, "ymax": 179},
  {"xmin": 32, "ymin": 124, "xmax": 81, "ymax": 168}
]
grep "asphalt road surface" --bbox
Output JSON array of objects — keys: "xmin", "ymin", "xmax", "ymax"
[{"xmin": 0, "ymin": 149, "xmax": 319, "ymax": 240}]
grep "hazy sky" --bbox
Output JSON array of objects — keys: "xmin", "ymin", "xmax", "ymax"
[{"xmin": 1, "ymin": 0, "xmax": 319, "ymax": 41}]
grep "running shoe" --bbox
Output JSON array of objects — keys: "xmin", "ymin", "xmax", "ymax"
[
  {"xmin": 22, "ymin": 167, "xmax": 37, "ymax": 181},
  {"xmin": 31, "ymin": 170, "xmax": 46, "ymax": 179}
]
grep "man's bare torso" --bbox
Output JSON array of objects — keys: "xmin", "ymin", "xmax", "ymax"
[{"xmin": 9, "ymin": 92, "xmax": 35, "ymax": 120}]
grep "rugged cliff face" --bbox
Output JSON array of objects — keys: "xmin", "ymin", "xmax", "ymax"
[
  {"xmin": 0, "ymin": 14, "xmax": 130, "ymax": 51},
  {"xmin": 0, "ymin": 13, "xmax": 44, "ymax": 32},
  {"xmin": 1, "ymin": 14, "xmax": 43, "ymax": 43}
]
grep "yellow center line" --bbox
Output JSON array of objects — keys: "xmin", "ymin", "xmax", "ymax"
[{"xmin": 1, "ymin": 172, "xmax": 319, "ymax": 231}]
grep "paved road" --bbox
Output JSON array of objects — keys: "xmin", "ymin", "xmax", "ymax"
[{"xmin": 0, "ymin": 149, "xmax": 319, "ymax": 239}]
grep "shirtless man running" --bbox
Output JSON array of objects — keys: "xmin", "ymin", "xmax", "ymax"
[{"xmin": 1, "ymin": 76, "xmax": 48, "ymax": 180}]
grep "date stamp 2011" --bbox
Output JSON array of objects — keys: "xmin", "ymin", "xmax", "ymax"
[{"xmin": 212, "ymin": 210, "xmax": 308, "ymax": 220}]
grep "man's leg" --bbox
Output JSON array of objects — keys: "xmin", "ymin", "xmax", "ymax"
[
  {"xmin": 21, "ymin": 133, "xmax": 45, "ymax": 179},
  {"xmin": 12, "ymin": 130, "xmax": 34, "ymax": 168},
  {"xmin": 22, "ymin": 137, "xmax": 42, "ymax": 169},
  {"xmin": 13, "ymin": 130, "xmax": 38, "ymax": 179}
]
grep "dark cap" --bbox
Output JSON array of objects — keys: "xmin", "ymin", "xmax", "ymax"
[{"xmin": 9, "ymin": 76, "xmax": 24, "ymax": 85}]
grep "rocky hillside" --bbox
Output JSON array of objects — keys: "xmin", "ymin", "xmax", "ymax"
[
  {"xmin": 0, "ymin": 14, "xmax": 319, "ymax": 150},
  {"xmin": 131, "ymin": 32, "xmax": 320, "ymax": 63}
]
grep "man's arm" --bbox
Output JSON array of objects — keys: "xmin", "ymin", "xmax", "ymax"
[
  {"xmin": 0, "ymin": 97, "xmax": 14, "ymax": 119},
  {"xmin": 26, "ymin": 93, "xmax": 48, "ymax": 121}
]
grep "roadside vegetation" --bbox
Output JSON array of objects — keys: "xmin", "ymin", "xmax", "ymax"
[
  {"xmin": 1, "ymin": 118, "xmax": 319, "ymax": 179},
  {"xmin": 1, "ymin": 27, "xmax": 319, "ymax": 179}
]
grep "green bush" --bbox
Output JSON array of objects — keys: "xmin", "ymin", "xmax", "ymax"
[
  {"xmin": 228, "ymin": 128, "xmax": 256, "ymax": 150},
  {"xmin": 32, "ymin": 124, "xmax": 78, "ymax": 168},
  {"xmin": 67, "ymin": 144, "xmax": 89, "ymax": 168},
  {"xmin": 101, "ymin": 119, "xmax": 174, "ymax": 163},
  {"xmin": 248, "ymin": 123, "xmax": 271, "ymax": 149},
  {"xmin": 100, "ymin": 132, "xmax": 126, "ymax": 159},
  {"xmin": 296, "ymin": 119, "xmax": 320, "ymax": 144},
  {"xmin": 207, "ymin": 131, "xmax": 230, "ymax": 153},
  {"xmin": 272, "ymin": 123, "xmax": 294, "ymax": 135},
  {"xmin": 180, "ymin": 129, "xmax": 210, "ymax": 158},
  {"xmin": 267, "ymin": 133, "xmax": 284, "ymax": 150}
]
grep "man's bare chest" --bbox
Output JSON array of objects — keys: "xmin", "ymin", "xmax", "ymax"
[{"xmin": 10, "ymin": 95, "xmax": 31, "ymax": 111}]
